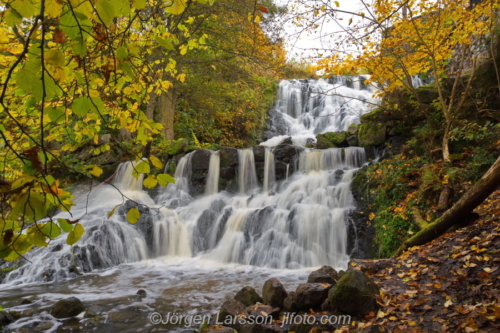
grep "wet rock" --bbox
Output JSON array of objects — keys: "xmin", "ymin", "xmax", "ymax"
[
  {"xmin": 262, "ymin": 278, "xmax": 287, "ymax": 308},
  {"xmin": 253, "ymin": 146, "xmax": 266, "ymax": 162},
  {"xmin": 194, "ymin": 209, "xmax": 219, "ymax": 252},
  {"xmin": 294, "ymin": 283, "xmax": 332, "ymax": 311},
  {"xmin": 20, "ymin": 296, "xmax": 37, "ymax": 305},
  {"xmin": 136, "ymin": 289, "xmax": 147, "ymax": 297},
  {"xmin": 218, "ymin": 299, "xmax": 246, "ymax": 326},
  {"xmin": 0, "ymin": 311, "xmax": 14, "ymax": 326},
  {"xmin": 220, "ymin": 146, "xmax": 239, "ymax": 167},
  {"xmin": 220, "ymin": 167, "xmax": 236, "ymax": 180},
  {"xmin": 50, "ymin": 296, "xmax": 85, "ymax": 318},
  {"xmin": 348, "ymin": 124, "xmax": 358, "ymax": 134},
  {"xmin": 107, "ymin": 311, "xmax": 132, "ymax": 323},
  {"xmin": 283, "ymin": 291, "xmax": 298, "ymax": 311},
  {"xmin": 307, "ymin": 265, "xmax": 339, "ymax": 284},
  {"xmin": 346, "ymin": 135, "xmax": 358, "ymax": 146},
  {"xmin": 358, "ymin": 123, "xmax": 387, "ymax": 147},
  {"xmin": 8, "ymin": 308, "xmax": 35, "ymax": 320},
  {"xmin": 244, "ymin": 304, "xmax": 279, "ymax": 319},
  {"xmin": 31, "ymin": 321, "xmax": 55, "ymax": 332},
  {"xmin": 262, "ymin": 108, "xmax": 288, "ymax": 141},
  {"xmin": 210, "ymin": 199, "xmax": 227, "ymax": 213},
  {"xmin": 273, "ymin": 144, "xmax": 302, "ymax": 163},
  {"xmin": 328, "ymin": 270, "xmax": 380, "ymax": 316},
  {"xmin": 324, "ymin": 131, "xmax": 349, "ymax": 147},
  {"xmin": 84, "ymin": 305, "xmax": 103, "ymax": 318},
  {"xmin": 192, "ymin": 149, "xmax": 212, "ymax": 171},
  {"xmin": 85, "ymin": 314, "xmax": 106, "ymax": 327},
  {"xmin": 118, "ymin": 200, "xmax": 155, "ymax": 254},
  {"xmin": 234, "ymin": 286, "xmax": 263, "ymax": 306},
  {"xmin": 316, "ymin": 135, "xmax": 336, "ymax": 149},
  {"xmin": 321, "ymin": 299, "xmax": 332, "ymax": 312}
]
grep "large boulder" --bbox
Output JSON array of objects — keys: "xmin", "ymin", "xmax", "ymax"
[
  {"xmin": 50, "ymin": 297, "xmax": 85, "ymax": 318},
  {"xmin": 360, "ymin": 108, "xmax": 399, "ymax": 123},
  {"xmin": 316, "ymin": 135, "xmax": 336, "ymax": 149},
  {"xmin": 294, "ymin": 283, "xmax": 333, "ymax": 311},
  {"xmin": 273, "ymin": 145, "xmax": 303, "ymax": 163},
  {"xmin": 307, "ymin": 266, "xmax": 339, "ymax": 284},
  {"xmin": 324, "ymin": 132, "xmax": 349, "ymax": 146},
  {"xmin": 358, "ymin": 123, "xmax": 387, "ymax": 147},
  {"xmin": 283, "ymin": 291, "xmax": 298, "ymax": 311},
  {"xmin": 328, "ymin": 270, "xmax": 380, "ymax": 316},
  {"xmin": 191, "ymin": 149, "xmax": 212, "ymax": 170},
  {"xmin": 218, "ymin": 299, "xmax": 246, "ymax": 324},
  {"xmin": 220, "ymin": 146, "xmax": 239, "ymax": 167},
  {"xmin": 234, "ymin": 286, "xmax": 263, "ymax": 306},
  {"xmin": 262, "ymin": 278, "xmax": 287, "ymax": 308}
]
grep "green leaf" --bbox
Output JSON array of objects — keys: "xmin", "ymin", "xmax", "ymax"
[
  {"xmin": 28, "ymin": 225, "xmax": 49, "ymax": 247},
  {"xmin": 5, "ymin": 8, "xmax": 23, "ymax": 27},
  {"xmin": 166, "ymin": 0, "xmax": 187, "ymax": 15},
  {"xmin": 134, "ymin": 161, "xmax": 150, "ymax": 176},
  {"xmin": 149, "ymin": 155, "xmax": 163, "ymax": 169},
  {"xmin": 126, "ymin": 208, "xmax": 140, "ymax": 224},
  {"xmin": 66, "ymin": 224, "xmax": 85, "ymax": 245},
  {"xmin": 133, "ymin": 0, "xmax": 146, "ymax": 10},
  {"xmin": 155, "ymin": 37, "xmax": 175, "ymax": 50},
  {"xmin": 73, "ymin": 96, "xmax": 91, "ymax": 116},
  {"xmin": 143, "ymin": 175, "xmax": 158, "ymax": 189},
  {"xmin": 96, "ymin": 0, "xmax": 116, "ymax": 26},
  {"xmin": 157, "ymin": 173, "xmax": 175, "ymax": 187},
  {"xmin": 57, "ymin": 218, "xmax": 74, "ymax": 232},
  {"xmin": 72, "ymin": 37, "xmax": 87, "ymax": 57},
  {"xmin": 48, "ymin": 107, "xmax": 65, "ymax": 122},
  {"xmin": 15, "ymin": 68, "xmax": 42, "ymax": 101},
  {"xmin": 117, "ymin": 46, "xmax": 129, "ymax": 61},
  {"xmin": 41, "ymin": 221, "xmax": 62, "ymax": 239},
  {"xmin": 11, "ymin": 0, "xmax": 38, "ymax": 18},
  {"xmin": 45, "ymin": 49, "xmax": 65, "ymax": 67}
]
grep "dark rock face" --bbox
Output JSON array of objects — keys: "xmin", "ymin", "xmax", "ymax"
[
  {"xmin": 283, "ymin": 291, "xmax": 298, "ymax": 311},
  {"xmin": 262, "ymin": 278, "xmax": 288, "ymax": 308},
  {"xmin": 206, "ymin": 327, "xmax": 237, "ymax": 333},
  {"xmin": 192, "ymin": 149, "xmax": 212, "ymax": 170},
  {"xmin": 244, "ymin": 304, "xmax": 279, "ymax": 319},
  {"xmin": 218, "ymin": 299, "xmax": 246, "ymax": 327},
  {"xmin": 273, "ymin": 144, "xmax": 303, "ymax": 163},
  {"xmin": 220, "ymin": 146, "xmax": 239, "ymax": 167},
  {"xmin": 346, "ymin": 135, "xmax": 358, "ymax": 146},
  {"xmin": 118, "ymin": 200, "xmax": 155, "ymax": 254},
  {"xmin": 0, "ymin": 311, "xmax": 13, "ymax": 326},
  {"xmin": 294, "ymin": 283, "xmax": 333, "ymax": 311},
  {"xmin": 262, "ymin": 108, "xmax": 288, "ymax": 141},
  {"xmin": 328, "ymin": 270, "xmax": 380, "ymax": 316},
  {"xmin": 253, "ymin": 146, "xmax": 266, "ymax": 162},
  {"xmin": 234, "ymin": 286, "xmax": 263, "ymax": 306},
  {"xmin": 50, "ymin": 297, "xmax": 85, "ymax": 318},
  {"xmin": 307, "ymin": 265, "xmax": 339, "ymax": 284},
  {"xmin": 348, "ymin": 169, "xmax": 377, "ymax": 259}
]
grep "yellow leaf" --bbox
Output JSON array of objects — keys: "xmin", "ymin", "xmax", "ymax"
[
  {"xmin": 149, "ymin": 155, "xmax": 163, "ymax": 169},
  {"xmin": 166, "ymin": 0, "xmax": 187, "ymax": 15},
  {"xmin": 127, "ymin": 208, "xmax": 141, "ymax": 224},
  {"xmin": 46, "ymin": 0, "xmax": 63, "ymax": 18},
  {"xmin": 90, "ymin": 166, "xmax": 103, "ymax": 177}
]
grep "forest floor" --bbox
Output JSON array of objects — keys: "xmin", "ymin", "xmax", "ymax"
[{"xmin": 340, "ymin": 189, "xmax": 500, "ymax": 333}]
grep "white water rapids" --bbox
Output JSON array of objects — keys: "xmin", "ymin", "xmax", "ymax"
[{"xmin": 0, "ymin": 77, "xmax": 378, "ymax": 332}]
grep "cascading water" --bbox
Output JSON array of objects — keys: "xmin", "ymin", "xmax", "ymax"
[{"xmin": 0, "ymin": 76, "xmax": 378, "ymax": 333}]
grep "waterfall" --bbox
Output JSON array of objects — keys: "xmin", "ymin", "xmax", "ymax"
[
  {"xmin": 205, "ymin": 151, "xmax": 220, "ymax": 195},
  {"xmin": 263, "ymin": 149, "xmax": 276, "ymax": 193},
  {"xmin": 238, "ymin": 149, "xmax": 258, "ymax": 194},
  {"xmin": 2, "ymin": 76, "xmax": 377, "ymax": 285}
]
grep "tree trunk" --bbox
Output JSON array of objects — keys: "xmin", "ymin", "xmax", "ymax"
[
  {"xmin": 393, "ymin": 156, "xmax": 500, "ymax": 256},
  {"xmin": 157, "ymin": 89, "xmax": 177, "ymax": 140}
]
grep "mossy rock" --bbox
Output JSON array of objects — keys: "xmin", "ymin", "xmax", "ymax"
[
  {"xmin": 360, "ymin": 108, "xmax": 399, "ymax": 123},
  {"xmin": 165, "ymin": 138, "xmax": 189, "ymax": 155},
  {"xmin": 316, "ymin": 135, "xmax": 336, "ymax": 149},
  {"xmin": 348, "ymin": 124, "xmax": 358, "ymax": 134},
  {"xmin": 358, "ymin": 123, "xmax": 387, "ymax": 146},
  {"xmin": 324, "ymin": 131, "xmax": 348, "ymax": 146},
  {"xmin": 183, "ymin": 144, "xmax": 199, "ymax": 153},
  {"xmin": 328, "ymin": 270, "xmax": 379, "ymax": 316}
]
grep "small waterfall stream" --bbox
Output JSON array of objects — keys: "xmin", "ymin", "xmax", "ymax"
[{"xmin": 0, "ymin": 77, "xmax": 379, "ymax": 333}]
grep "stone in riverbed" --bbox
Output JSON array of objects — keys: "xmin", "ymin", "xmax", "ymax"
[
  {"xmin": 294, "ymin": 283, "xmax": 333, "ymax": 311},
  {"xmin": 283, "ymin": 291, "xmax": 298, "ymax": 311},
  {"xmin": 84, "ymin": 305, "xmax": 103, "ymax": 318},
  {"xmin": 262, "ymin": 278, "xmax": 287, "ymax": 308},
  {"xmin": 218, "ymin": 299, "xmax": 246, "ymax": 323},
  {"xmin": 234, "ymin": 286, "xmax": 263, "ymax": 306},
  {"xmin": 307, "ymin": 265, "xmax": 339, "ymax": 284},
  {"xmin": 50, "ymin": 297, "xmax": 85, "ymax": 318},
  {"xmin": 328, "ymin": 270, "xmax": 380, "ymax": 316}
]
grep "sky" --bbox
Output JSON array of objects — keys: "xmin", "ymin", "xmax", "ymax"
[{"xmin": 274, "ymin": 0, "xmax": 372, "ymax": 62}]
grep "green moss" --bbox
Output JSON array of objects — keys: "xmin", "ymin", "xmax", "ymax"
[
  {"xmin": 358, "ymin": 123, "xmax": 387, "ymax": 146},
  {"xmin": 316, "ymin": 135, "xmax": 336, "ymax": 149},
  {"xmin": 165, "ymin": 138, "xmax": 189, "ymax": 155},
  {"xmin": 324, "ymin": 131, "xmax": 348, "ymax": 145}
]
